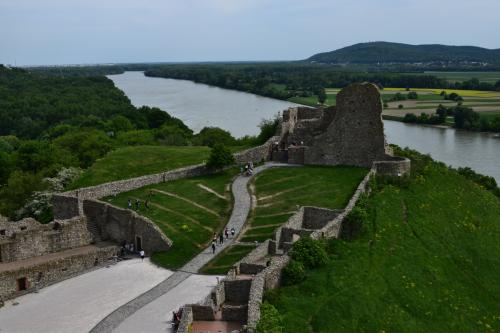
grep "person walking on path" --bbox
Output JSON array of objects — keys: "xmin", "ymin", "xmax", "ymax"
[
  {"xmin": 225, "ymin": 227, "xmax": 229, "ymax": 239},
  {"xmin": 231, "ymin": 227, "xmax": 235, "ymax": 238},
  {"xmin": 128, "ymin": 199, "xmax": 132, "ymax": 209},
  {"xmin": 219, "ymin": 233, "xmax": 224, "ymax": 245},
  {"xmin": 140, "ymin": 250, "xmax": 145, "ymax": 261},
  {"xmin": 211, "ymin": 241, "xmax": 216, "ymax": 254}
]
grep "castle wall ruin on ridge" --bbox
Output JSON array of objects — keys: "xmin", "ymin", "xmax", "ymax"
[{"xmin": 272, "ymin": 83, "xmax": 410, "ymax": 173}]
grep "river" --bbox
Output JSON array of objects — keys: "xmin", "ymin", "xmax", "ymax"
[{"xmin": 108, "ymin": 71, "xmax": 500, "ymax": 183}]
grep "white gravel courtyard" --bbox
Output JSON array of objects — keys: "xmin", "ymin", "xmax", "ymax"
[{"xmin": 0, "ymin": 258, "xmax": 171, "ymax": 333}]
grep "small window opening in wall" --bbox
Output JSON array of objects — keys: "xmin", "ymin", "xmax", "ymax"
[
  {"xmin": 17, "ymin": 277, "xmax": 28, "ymax": 291},
  {"xmin": 0, "ymin": 229, "xmax": 5, "ymax": 236},
  {"xmin": 20, "ymin": 226, "xmax": 27, "ymax": 231},
  {"xmin": 61, "ymin": 267, "xmax": 68, "ymax": 272}
]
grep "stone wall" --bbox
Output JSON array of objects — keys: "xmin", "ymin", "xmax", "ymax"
[
  {"xmin": 53, "ymin": 164, "xmax": 208, "ymax": 220},
  {"xmin": 373, "ymin": 156, "xmax": 411, "ymax": 177},
  {"xmin": 53, "ymin": 138, "xmax": 278, "ymax": 221},
  {"xmin": 311, "ymin": 167, "xmax": 375, "ymax": 239},
  {"xmin": 224, "ymin": 279, "xmax": 252, "ymax": 304},
  {"xmin": 302, "ymin": 206, "xmax": 341, "ymax": 230},
  {"xmin": 0, "ymin": 217, "xmax": 92, "ymax": 263},
  {"xmin": 176, "ymin": 306, "xmax": 193, "ymax": 333},
  {"xmin": 82, "ymin": 199, "xmax": 172, "ymax": 254},
  {"xmin": 0, "ymin": 245, "xmax": 118, "ymax": 301}
]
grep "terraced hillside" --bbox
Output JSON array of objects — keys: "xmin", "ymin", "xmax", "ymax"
[
  {"xmin": 201, "ymin": 166, "xmax": 368, "ymax": 274},
  {"xmin": 264, "ymin": 151, "xmax": 500, "ymax": 333},
  {"xmin": 104, "ymin": 169, "xmax": 238, "ymax": 269}
]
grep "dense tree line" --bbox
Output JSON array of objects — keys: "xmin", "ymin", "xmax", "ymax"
[
  {"xmin": 144, "ymin": 64, "xmax": 500, "ymax": 103},
  {"xmin": 0, "ymin": 66, "xmax": 275, "ymax": 221},
  {"xmin": 403, "ymin": 104, "xmax": 500, "ymax": 132}
]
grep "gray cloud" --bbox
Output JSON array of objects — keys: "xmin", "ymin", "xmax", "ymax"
[{"xmin": 1, "ymin": 0, "xmax": 499, "ymax": 66}]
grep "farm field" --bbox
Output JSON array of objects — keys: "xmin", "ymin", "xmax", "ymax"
[
  {"xmin": 290, "ymin": 87, "xmax": 500, "ymax": 121},
  {"xmin": 266, "ymin": 152, "xmax": 500, "ymax": 333},
  {"xmin": 423, "ymin": 71, "xmax": 500, "ymax": 83},
  {"xmin": 104, "ymin": 168, "xmax": 239, "ymax": 269},
  {"xmin": 200, "ymin": 166, "xmax": 368, "ymax": 274}
]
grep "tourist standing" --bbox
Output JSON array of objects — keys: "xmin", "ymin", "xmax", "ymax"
[
  {"xmin": 219, "ymin": 233, "xmax": 224, "ymax": 245},
  {"xmin": 140, "ymin": 250, "xmax": 145, "ymax": 261},
  {"xmin": 225, "ymin": 227, "xmax": 229, "ymax": 239},
  {"xmin": 128, "ymin": 199, "xmax": 132, "ymax": 209},
  {"xmin": 211, "ymin": 241, "xmax": 216, "ymax": 254},
  {"xmin": 231, "ymin": 227, "xmax": 235, "ymax": 238}
]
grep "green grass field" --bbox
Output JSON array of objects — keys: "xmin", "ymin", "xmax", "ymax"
[
  {"xmin": 423, "ymin": 71, "xmax": 500, "ymax": 83},
  {"xmin": 266, "ymin": 157, "xmax": 500, "ymax": 332},
  {"xmin": 200, "ymin": 166, "xmax": 368, "ymax": 274},
  {"xmin": 69, "ymin": 146, "xmax": 211, "ymax": 189},
  {"xmin": 104, "ymin": 168, "xmax": 238, "ymax": 269}
]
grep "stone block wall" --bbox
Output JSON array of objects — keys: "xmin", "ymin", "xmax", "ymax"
[
  {"xmin": 302, "ymin": 206, "xmax": 341, "ymax": 230},
  {"xmin": 52, "ymin": 195, "xmax": 80, "ymax": 220},
  {"xmin": 224, "ymin": 279, "xmax": 252, "ymax": 304},
  {"xmin": 82, "ymin": 199, "xmax": 172, "ymax": 254},
  {"xmin": 0, "ymin": 245, "xmax": 118, "ymax": 301},
  {"xmin": 0, "ymin": 217, "xmax": 92, "ymax": 263},
  {"xmin": 234, "ymin": 136, "xmax": 277, "ymax": 165},
  {"xmin": 373, "ymin": 156, "xmax": 411, "ymax": 177}
]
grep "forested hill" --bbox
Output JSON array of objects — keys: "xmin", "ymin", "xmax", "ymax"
[{"xmin": 308, "ymin": 42, "xmax": 500, "ymax": 65}]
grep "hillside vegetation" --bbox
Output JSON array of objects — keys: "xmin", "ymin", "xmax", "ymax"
[
  {"xmin": 200, "ymin": 166, "xmax": 368, "ymax": 274},
  {"xmin": 308, "ymin": 41, "xmax": 500, "ymax": 66},
  {"xmin": 105, "ymin": 169, "xmax": 238, "ymax": 269},
  {"xmin": 264, "ymin": 149, "xmax": 500, "ymax": 333},
  {"xmin": 68, "ymin": 146, "xmax": 211, "ymax": 189}
]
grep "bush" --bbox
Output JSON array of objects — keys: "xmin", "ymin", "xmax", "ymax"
[
  {"xmin": 407, "ymin": 91, "xmax": 418, "ymax": 99},
  {"xmin": 289, "ymin": 237, "xmax": 328, "ymax": 269},
  {"xmin": 256, "ymin": 302, "xmax": 283, "ymax": 333},
  {"xmin": 206, "ymin": 144, "xmax": 235, "ymax": 170},
  {"xmin": 403, "ymin": 113, "xmax": 418, "ymax": 123},
  {"xmin": 282, "ymin": 260, "xmax": 306, "ymax": 286},
  {"xmin": 398, "ymin": 104, "xmax": 404, "ymax": 109},
  {"xmin": 341, "ymin": 206, "xmax": 369, "ymax": 240}
]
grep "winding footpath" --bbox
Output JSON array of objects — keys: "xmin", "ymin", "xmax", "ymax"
[{"xmin": 91, "ymin": 162, "xmax": 290, "ymax": 333}]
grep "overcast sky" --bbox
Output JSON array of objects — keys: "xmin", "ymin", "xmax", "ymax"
[{"xmin": 1, "ymin": 0, "xmax": 500, "ymax": 66}]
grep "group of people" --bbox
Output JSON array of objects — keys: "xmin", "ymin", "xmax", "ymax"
[
  {"xmin": 121, "ymin": 243, "xmax": 145, "ymax": 261},
  {"xmin": 127, "ymin": 191, "xmax": 154, "ymax": 211},
  {"xmin": 242, "ymin": 161, "xmax": 254, "ymax": 176},
  {"xmin": 211, "ymin": 227, "xmax": 236, "ymax": 254}
]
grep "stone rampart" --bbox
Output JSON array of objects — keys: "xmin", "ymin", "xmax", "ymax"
[
  {"xmin": 373, "ymin": 156, "xmax": 411, "ymax": 177},
  {"xmin": 82, "ymin": 199, "xmax": 172, "ymax": 254},
  {"xmin": 0, "ymin": 217, "xmax": 92, "ymax": 263},
  {"xmin": 0, "ymin": 244, "xmax": 118, "ymax": 301}
]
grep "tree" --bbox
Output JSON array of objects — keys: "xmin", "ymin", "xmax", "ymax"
[
  {"xmin": 317, "ymin": 88, "xmax": 327, "ymax": 104},
  {"xmin": 0, "ymin": 171, "xmax": 47, "ymax": 218},
  {"xmin": 193, "ymin": 127, "xmax": 235, "ymax": 147},
  {"xmin": 256, "ymin": 302, "xmax": 283, "ymax": 333},
  {"xmin": 454, "ymin": 106, "xmax": 480, "ymax": 129},
  {"xmin": 407, "ymin": 91, "xmax": 418, "ymax": 99},
  {"xmin": 257, "ymin": 117, "xmax": 279, "ymax": 144},
  {"xmin": 206, "ymin": 144, "xmax": 234, "ymax": 170}
]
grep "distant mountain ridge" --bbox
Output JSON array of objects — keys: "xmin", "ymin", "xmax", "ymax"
[{"xmin": 308, "ymin": 42, "xmax": 500, "ymax": 65}]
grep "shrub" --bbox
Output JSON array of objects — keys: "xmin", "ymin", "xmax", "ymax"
[
  {"xmin": 282, "ymin": 260, "xmax": 306, "ymax": 286},
  {"xmin": 206, "ymin": 144, "xmax": 235, "ymax": 170},
  {"xmin": 290, "ymin": 237, "xmax": 328, "ymax": 269},
  {"xmin": 341, "ymin": 206, "xmax": 369, "ymax": 240},
  {"xmin": 403, "ymin": 113, "xmax": 418, "ymax": 123},
  {"xmin": 407, "ymin": 91, "xmax": 418, "ymax": 99},
  {"xmin": 398, "ymin": 104, "xmax": 404, "ymax": 109},
  {"xmin": 256, "ymin": 302, "xmax": 283, "ymax": 333}
]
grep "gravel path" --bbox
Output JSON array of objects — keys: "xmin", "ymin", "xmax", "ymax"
[{"xmin": 90, "ymin": 162, "xmax": 290, "ymax": 333}]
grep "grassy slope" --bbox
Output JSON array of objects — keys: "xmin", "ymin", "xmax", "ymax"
[
  {"xmin": 104, "ymin": 168, "xmax": 238, "ymax": 269},
  {"xmin": 267, "ymin": 164, "xmax": 500, "ymax": 332},
  {"xmin": 200, "ymin": 166, "xmax": 368, "ymax": 274},
  {"xmin": 69, "ymin": 146, "xmax": 210, "ymax": 189}
]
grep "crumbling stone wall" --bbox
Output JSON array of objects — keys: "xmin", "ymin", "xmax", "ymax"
[
  {"xmin": 0, "ymin": 217, "xmax": 92, "ymax": 263},
  {"xmin": 0, "ymin": 244, "xmax": 118, "ymax": 301},
  {"xmin": 82, "ymin": 199, "xmax": 172, "ymax": 254}
]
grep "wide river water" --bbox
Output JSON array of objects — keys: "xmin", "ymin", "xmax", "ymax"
[{"xmin": 109, "ymin": 71, "xmax": 500, "ymax": 183}]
